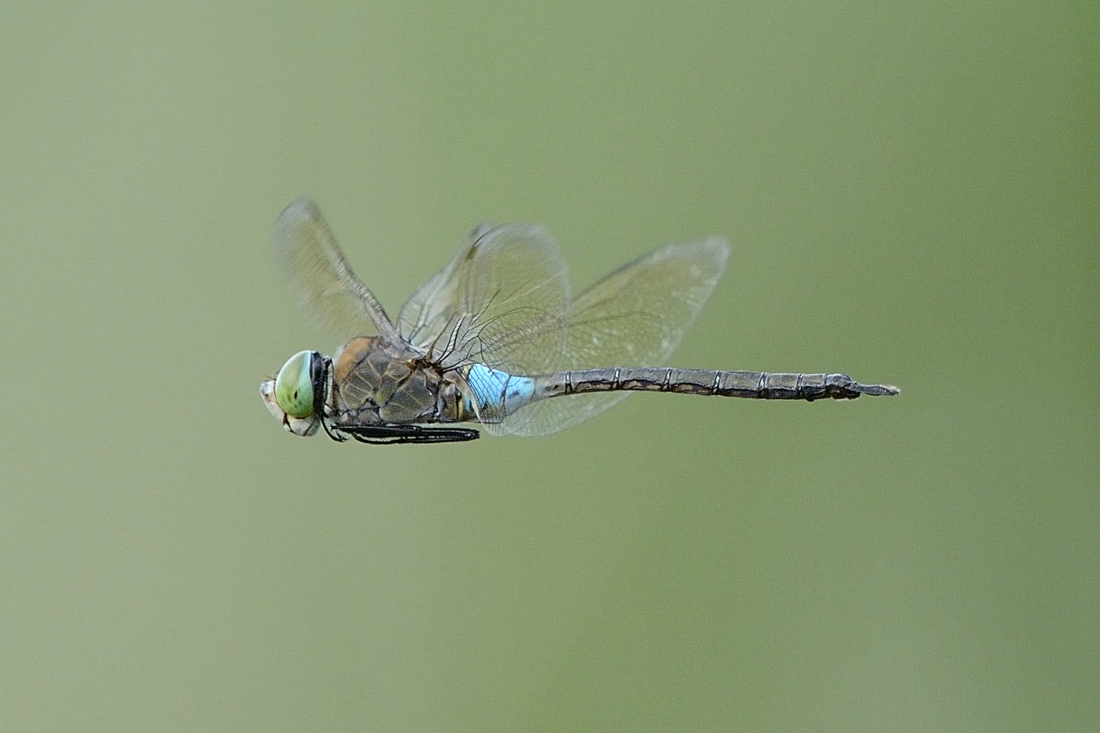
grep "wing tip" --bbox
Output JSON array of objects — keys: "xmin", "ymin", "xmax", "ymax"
[{"xmin": 277, "ymin": 197, "xmax": 321, "ymax": 223}]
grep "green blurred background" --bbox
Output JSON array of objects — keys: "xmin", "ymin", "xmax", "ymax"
[{"xmin": 1, "ymin": 2, "xmax": 1095, "ymax": 731}]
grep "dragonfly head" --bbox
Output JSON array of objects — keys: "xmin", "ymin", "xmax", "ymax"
[{"xmin": 260, "ymin": 350, "xmax": 327, "ymax": 437}]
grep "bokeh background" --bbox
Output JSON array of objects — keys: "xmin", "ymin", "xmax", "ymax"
[{"xmin": 1, "ymin": 2, "xmax": 1095, "ymax": 731}]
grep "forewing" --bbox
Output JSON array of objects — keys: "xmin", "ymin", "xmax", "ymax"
[
  {"xmin": 273, "ymin": 198, "xmax": 400, "ymax": 344},
  {"xmin": 499, "ymin": 237, "xmax": 730, "ymax": 436},
  {"xmin": 396, "ymin": 223, "xmax": 488, "ymax": 349},
  {"xmin": 398, "ymin": 224, "xmax": 570, "ymax": 376}
]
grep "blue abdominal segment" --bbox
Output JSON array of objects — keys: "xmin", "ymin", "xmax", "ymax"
[{"xmin": 465, "ymin": 364, "xmax": 536, "ymax": 419}]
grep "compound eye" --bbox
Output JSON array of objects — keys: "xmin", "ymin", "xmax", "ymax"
[{"xmin": 274, "ymin": 350, "xmax": 315, "ymax": 419}]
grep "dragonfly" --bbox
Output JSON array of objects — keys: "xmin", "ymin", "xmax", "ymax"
[{"xmin": 260, "ymin": 198, "xmax": 898, "ymax": 444}]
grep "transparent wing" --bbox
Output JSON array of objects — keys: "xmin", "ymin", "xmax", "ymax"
[
  {"xmin": 396, "ymin": 223, "xmax": 489, "ymax": 351},
  {"xmin": 273, "ymin": 198, "xmax": 400, "ymax": 344},
  {"xmin": 499, "ymin": 237, "xmax": 730, "ymax": 436},
  {"xmin": 397, "ymin": 224, "xmax": 570, "ymax": 377}
]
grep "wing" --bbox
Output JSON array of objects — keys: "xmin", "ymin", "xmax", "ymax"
[
  {"xmin": 396, "ymin": 223, "xmax": 488, "ymax": 350},
  {"xmin": 273, "ymin": 198, "xmax": 401, "ymax": 344},
  {"xmin": 499, "ymin": 237, "xmax": 730, "ymax": 436},
  {"xmin": 397, "ymin": 224, "xmax": 570, "ymax": 376}
]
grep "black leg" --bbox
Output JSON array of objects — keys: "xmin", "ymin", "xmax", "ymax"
[{"xmin": 337, "ymin": 424, "xmax": 481, "ymax": 445}]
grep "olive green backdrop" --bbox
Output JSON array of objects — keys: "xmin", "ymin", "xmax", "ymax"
[{"xmin": 1, "ymin": 2, "xmax": 1095, "ymax": 731}]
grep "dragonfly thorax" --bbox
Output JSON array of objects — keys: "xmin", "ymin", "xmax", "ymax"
[{"xmin": 330, "ymin": 336, "xmax": 475, "ymax": 428}]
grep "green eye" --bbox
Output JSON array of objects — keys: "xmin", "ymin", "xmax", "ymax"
[{"xmin": 274, "ymin": 350, "xmax": 316, "ymax": 419}]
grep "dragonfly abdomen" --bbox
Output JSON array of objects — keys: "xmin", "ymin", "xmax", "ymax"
[
  {"xmin": 463, "ymin": 363, "xmax": 537, "ymax": 421},
  {"xmin": 536, "ymin": 368, "xmax": 898, "ymax": 401}
]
